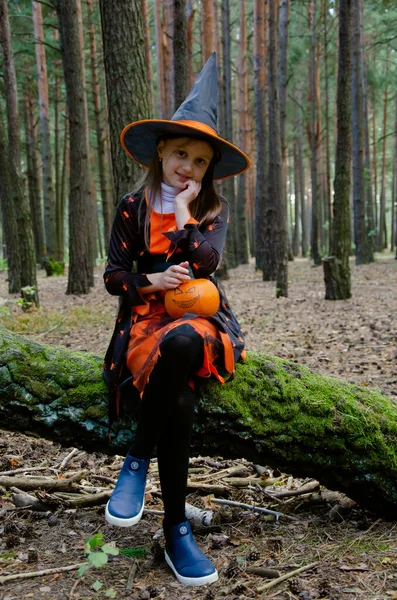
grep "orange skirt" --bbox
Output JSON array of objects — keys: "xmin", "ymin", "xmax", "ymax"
[{"xmin": 125, "ymin": 293, "xmax": 234, "ymax": 395}]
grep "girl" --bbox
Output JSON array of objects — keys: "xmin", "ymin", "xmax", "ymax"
[{"xmin": 103, "ymin": 53, "xmax": 250, "ymax": 587}]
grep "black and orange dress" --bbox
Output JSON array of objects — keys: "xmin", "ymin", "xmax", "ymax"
[{"xmin": 103, "ymin": 188, "xmax": 246, "ymax": 425}]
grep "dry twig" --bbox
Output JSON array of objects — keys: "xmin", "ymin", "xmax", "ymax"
[
  {"xmin": 0, "ymin": 563, "xmax": 88, "ymax": 585},
  {"xmin": 59, "ymin": 448, "xmax": 79, "ymax": 470},
  {"xmin": 257, "ymin": 561, "xmax": 319, "ymax": 593}
]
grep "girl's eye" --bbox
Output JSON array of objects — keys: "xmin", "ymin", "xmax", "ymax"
[
  {"xmin": 177, "ymin": 150, "xmax": 186, "ymax": 157},
  {"xmin": 196, "ymin": 159, "xmax": 206, "ymax": 166}
]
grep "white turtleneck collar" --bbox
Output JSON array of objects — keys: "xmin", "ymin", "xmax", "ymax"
[{"xmin": 151, "ymin": 182, "xmax": 179, "ymax": 214}]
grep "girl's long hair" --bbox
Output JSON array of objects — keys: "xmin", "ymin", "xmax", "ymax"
[{"xmin": 133, "ymin": 135, "xmax": 223, "ymax": 250}]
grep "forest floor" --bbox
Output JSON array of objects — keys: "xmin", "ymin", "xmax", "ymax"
[{"xmin": 0, "ymin": 254, "xmax": 397, "ymax": 600}]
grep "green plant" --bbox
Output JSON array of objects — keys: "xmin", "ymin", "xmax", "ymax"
[
  {"xmin": 17, "ymin": 286, "xmax": 37, "ymax": 312},
  {"xmin": 77, "ymin": 533, "xmax": 119, "ymax": 577}
]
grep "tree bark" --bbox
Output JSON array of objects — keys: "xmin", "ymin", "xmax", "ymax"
[
  {"xmin": 352, "ymin": 0, "xmax": 370, "ymax": 264},
  {"xmin": 154, "ymin": 0, "xmax": 166, "ymax": 119},
  {"xmin": 163, "ymin": 1, "xmax": 174, "ymax": 117},
  {"xmin": 254, "ymin": 0, "xmax": 268, "ymax": 271},
  {"xmin": 1, "ymin": 326, "xmax": 397, "ymax": 518},
  {"xmin": 99, "ymin": 0, "xmax": 150, "ymax": 199},
  {"xmin": 322, "ymin": 0, "xmax": 332, "ymax": 253},
  {"xmin": 57, "ymin": 0, "xmax": 93, "ymax": 295},
  {"xmin": 141, "ymin": 0, "xmax": 154, "ymax": 116},
  {"xmin": 87, "ymin": 0, "xmax": 112, "ymax": 249},
  {"xmin": 359, "ymin": 0, "xmax": 374, "ymax": 262},
  {"xmin": 0, "ymin": 0, "xmax": 38, "ymax": 303},
  {"xmin": 266, "ymin": 0, "xmax": 288, "ymax": 296},
  {"xmin": 236, "ymin": 0, "xmax": 249, "ymax": 265},
  {"xmin": 323, "ymin": 0, "xmax": 352, "ymax": 300},
  {"xmin": 23, "ymin": 87, "xmax": 46, "ymax": 265},
  {"xmin": 0, "ymin": 106, "xmax": 21, "ymax": 293},
  {"xmin": 221, "ymin": 0, "xmax": 237, "ymax": 270},
  {"xmin": 378, "ymin": 45, "xmax": 389, "ymax": 251},
  {"xmin": 53, "ymin": 27, "xmax": 64, "ymax": 263},
  {"xmin": 173, "ymin": 0, "xmax": 188, "ymax": 109},
  {"xmin": 309, "ymin": 0, "xmax": 321, "ymax": 266},
  {"xmin": 32, "ymin": 0, "xmax": 57, "ymax": 261}
]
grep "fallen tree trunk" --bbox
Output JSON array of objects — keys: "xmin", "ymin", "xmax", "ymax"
[{"xmin": 1, "ymin": 327, "xmax": 397, "ymax": 517}]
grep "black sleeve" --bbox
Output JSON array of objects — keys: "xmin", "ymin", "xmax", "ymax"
[
  {"xmin": 163, "ymin": 199, "xmax": 229, "ymax": 278},
  {"xmin": 103, "ymin": 194, "xmax": 151, "ymax": 306}
]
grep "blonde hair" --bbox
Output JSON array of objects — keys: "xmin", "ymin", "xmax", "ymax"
[{"xmin": 133, "ymin": 136, "xmax": 223, "ymax": 250}]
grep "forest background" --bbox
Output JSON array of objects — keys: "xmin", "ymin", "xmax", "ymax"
[{"xmin": 0, "ymin": 0, "xmax": 396, "ymax": 305}]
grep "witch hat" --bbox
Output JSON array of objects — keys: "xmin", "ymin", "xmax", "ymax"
[{"xmin": 120, "ymin": 52, "xmax": 250, "ymax": 180}]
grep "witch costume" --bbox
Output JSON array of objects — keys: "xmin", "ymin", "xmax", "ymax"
[{"xmin": 103, "ymin": 53, "xmax": 250, "ymax": 587}]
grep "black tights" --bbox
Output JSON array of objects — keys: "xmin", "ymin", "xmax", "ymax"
[{"xmin": 129, "ymin": 324, "xmax": 204, "ymax": 527}]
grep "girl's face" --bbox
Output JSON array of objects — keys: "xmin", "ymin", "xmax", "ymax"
[{"xmin": 157, "ymin": 138, "xmax": 214, "ymax": 189}]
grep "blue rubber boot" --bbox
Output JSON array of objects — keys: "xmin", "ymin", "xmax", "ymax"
[
  {"xmin": 105, "ymin": 455, "xmax": 150, "ymax": 527},
  {"xmin": 164, "ymin": 521, "xmax": 218, "ymax": 586}
]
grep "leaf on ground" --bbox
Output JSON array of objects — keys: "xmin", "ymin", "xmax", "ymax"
[
  {"xmin": 88, "ymin": 551, "xmax": 108, "ymax": 568},
  {"xmin": 105, "ymin": 588, "xmax": 117, "ymax": 598},
  {"xmin": 86, "ymin": 532, "xmax": 103, "ymax": 549},
  {"xmin": 91, "ymin": 580, "xmax": 103, "ymax": 591},
  {"xmin": 76, "ymin": 564, "xmax": 91, "ymax": 577},
  {"xmin": 102, "ymin": 543, "xmax": 119, "ymax": 556}
]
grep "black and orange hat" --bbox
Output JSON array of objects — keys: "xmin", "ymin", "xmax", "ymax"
[{"xmin": 120, "ymin": 53, "xmax": 250, "ymax": 180}]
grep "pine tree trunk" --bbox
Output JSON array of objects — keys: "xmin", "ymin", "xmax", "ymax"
[
  {"xmin": 99, "ymin": 0, "xmax": 150, "ymax": 199},
  {"xmin": 163, "ymin": 1, "xmax": 174, "ymax": 117},
  {"xmin": 23, "ymin": 89, "xmax": 45, "ymax": 265},
  {"xmin": 57, "ymin": 0, "xmax": 93, "ymax": 295},
  {"xmin": 267, "ymin": 0, "xmax": 288, "ymax": 296},
  {"xmin": 309, "ymin": 0, "xmax": 321, "ymax": 266},
  {"xmin": 54, "ymin": 27, "xmax": 64, "ymax": 263},
  {"xmin": 173, "ymin": 0, "xmax": 188, "ymax": 109},
  {"xmin": 352, "ymin": 0, "xmax": 370, "ymax": 264},
  {"xmin": 141, "ymin": 0, "xmax": 154, "ymax": 116},
  {"xmin": 393, "ymin": 93, "xmax": 397, "ymax": 255},
  {"xmin": 322, "ymin": 0, "xmax": 332, "ymax": 253},
  {"xmin": 201, "ymin": 0, "xmax": 215, "ymax": 61},
  {"xmin": 254, "ymin": 0, "xmax": 268, "ymax": 271},
  {"xmin": 2, "ymin": 326, "xmax": 397, "ymax": 518},
  {"xmin": 153, "ymin": 0, "xmax": 166, "ymax": 118},
  {"xmin": 371, "ymin": 43, "xmax": 378, "ymax": 231},
  {"xmin": 77, "ymin": 0, "xmax": 96, "ymax": 286},
  {"xmin": 378, "ymin": 46, "xmax": 389, "ymax": 251},
  {"xmin": 33, "ymin": 0, "xmax": 57, "ymax": 261},
  {"xmin": 221, "ymin": 0, "xmax": 237, "ymax": 270},
  {"xmin": 186, "ymin": 1, "xmax": 195, "ymax": 89},
  {"xmin": 279, "ymin": 0, "xmax": 290, "ymax": 258},
  {"xmin": 87, "ymin": 0, "xmax": 112, "ymax": 250},
  {"xmin": 0, "ymin": 107, "xmax": 21, "ymax": 293},
  {"xmin": 323, "ymin": 0, "xmax": 352, "ymax": 301},
  {"xmin": 297, "ymin": 87, "xmax": 308, "ymax": 257},
  {"xmin": 292, "ymin": 139, "xmax": 300, "ymax": 256},
  {"xmin": 236, "ymin": 0, "xmax": 249, "ymax": 265},
  {"xmin": 212, "ymin": 0, "xmax": 224, "ymax": 135},
  {"xmin": 359, "ymin": 0, "xmax": 374, "ymax": 262},
  {"xmin": 0, "ymin": 0, "xmax": 38, "ymax": 303}
]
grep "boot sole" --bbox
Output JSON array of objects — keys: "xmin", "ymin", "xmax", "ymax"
[
  {"xmin": 105, "ymin": 501, "xmax": 144, "ymax": 527},
  {"xmin": 164, "ymin": 550, "xmax": 219, "ymax": 586}
]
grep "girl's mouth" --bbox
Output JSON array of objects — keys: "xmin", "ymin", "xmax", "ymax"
[{"xmin": 176, "ymin": 173, "xmax": 191, "ymax": 182}]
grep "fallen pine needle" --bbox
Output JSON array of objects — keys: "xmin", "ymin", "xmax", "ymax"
[
  {"xmin": 0, "ymin": 563, "xmax": 88, "ymax": 585},
  {"xmin": 257, "ymin": 561, "xmax": 319, "ymax": 593}
]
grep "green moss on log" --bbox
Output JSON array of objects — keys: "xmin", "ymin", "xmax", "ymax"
[{"xmin": 1, "ymin": 326, "xmax": 397, "ymax": 517}]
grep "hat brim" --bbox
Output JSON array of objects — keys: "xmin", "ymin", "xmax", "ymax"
[{"xmin": 120, "ymin": 120, "xmax": 250, "ymax": 180}]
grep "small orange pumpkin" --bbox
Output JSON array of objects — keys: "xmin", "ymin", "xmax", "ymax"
[{"xmin": 164, "ymin": 278, "xmax": 220, "ymax": 318}]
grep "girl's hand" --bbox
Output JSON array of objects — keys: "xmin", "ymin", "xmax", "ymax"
[
  {"xmin": 147, "ymin": 261, "xmax": 190, "ymax": 291},
  {"xmin": 174, "ymin": 180, "xmax": 201, "ymax": 207}
]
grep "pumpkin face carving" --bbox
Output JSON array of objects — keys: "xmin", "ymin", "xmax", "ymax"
[{"xmin": 164, "ymin": 278, "xmax": 220, "ymax": 318}]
